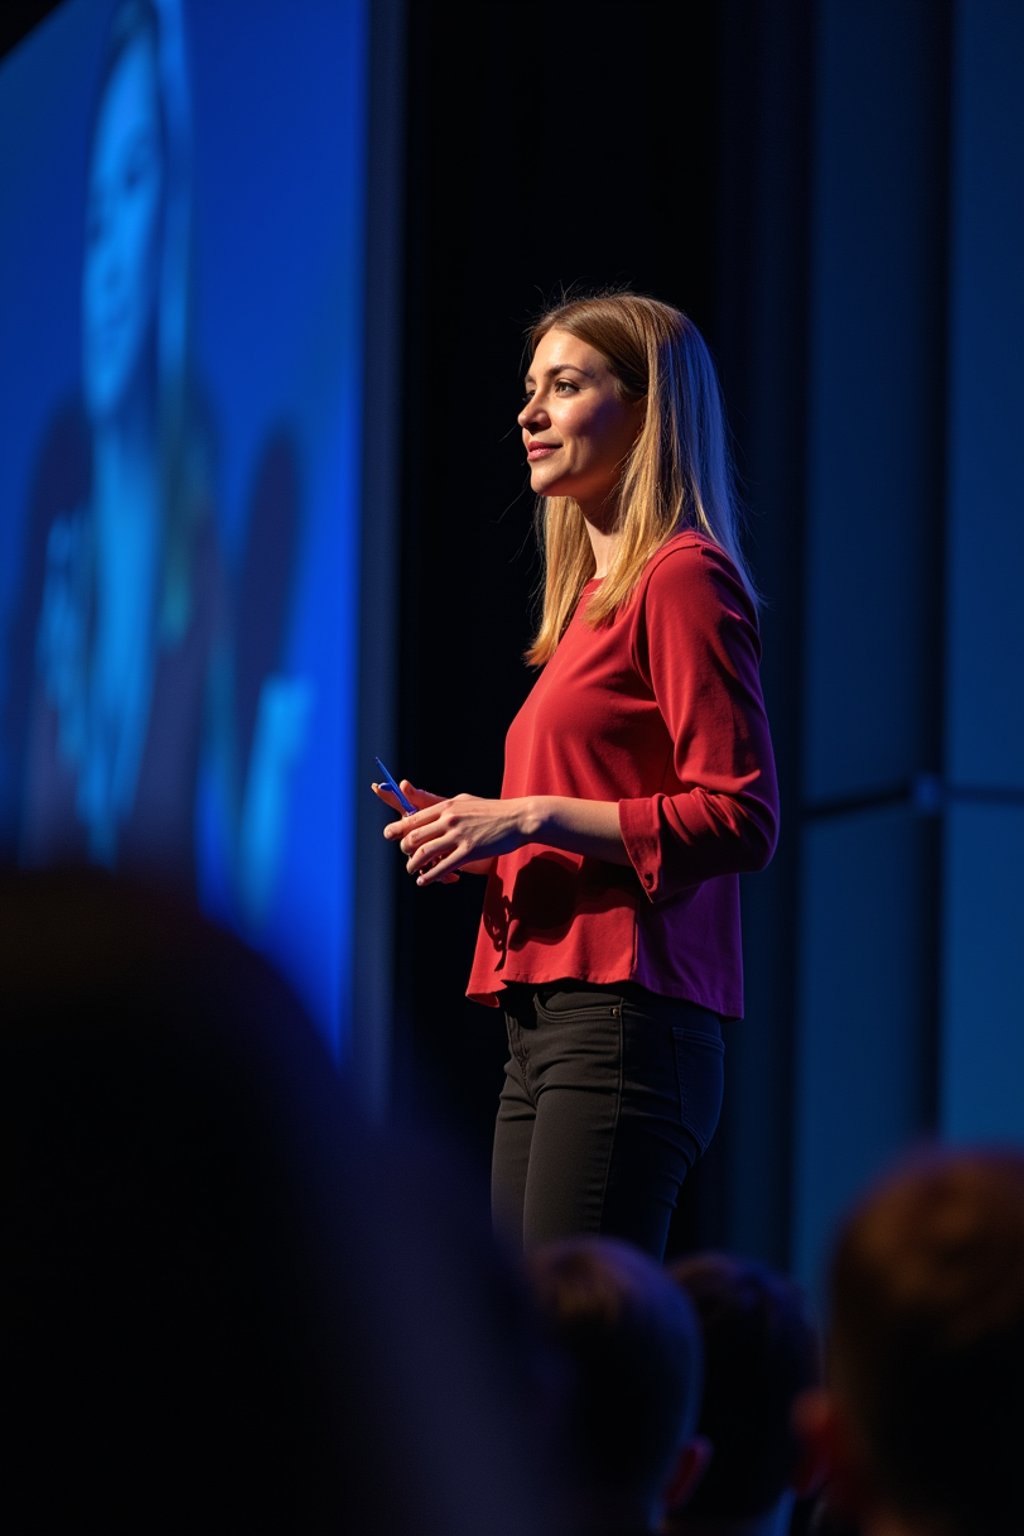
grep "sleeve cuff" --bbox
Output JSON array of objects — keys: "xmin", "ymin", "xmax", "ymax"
[{"xmin": 618, "ymin": 796, "xmax": 663, "ymax": 902}]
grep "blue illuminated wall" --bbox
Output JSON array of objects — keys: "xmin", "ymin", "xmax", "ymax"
[
  {"xmin": 940, "ymin": 0, "xmax": 1024, "ymax": 1141},
  {"xmin": 791, "ymin": 0, "xmax": 1024, "ymax": 1290},
  {"xmin": 0, "ymin": 0, "xmax": 367, "ymax": 1052},
  {"xmin": 712, "ymin": 0, "xmax": 1024, "ymax": 1295}
]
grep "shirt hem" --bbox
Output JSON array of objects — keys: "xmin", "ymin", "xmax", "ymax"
[{"xmin": 466, "ymin": 965, "xmax": 741, "ymax": 1019}]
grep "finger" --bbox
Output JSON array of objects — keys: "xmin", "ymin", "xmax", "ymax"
[
  {"xmin": 406, "ymin": 834, "xmax": 442, "ymax": 873},
  {"xmin": 414, "ymin": 847, "xmax": 465, "ymax": 886},
  {"xmin": 393, "ymin": 808, "xmax": 447, "ymax": 849},
  {"xmin": 400, "ymin": 779, "xmax": 448, "ymax": 810},
  {"xmin": 373, "ymin": 784, "xmax": 413, "ymax": 833},
  {"xmin": 373, "ymin": 782, "xmax": 438, "ymax": 823},
  {"xmin": 401, "ymin": 818, "xmax": 450, "ymax": 857},
  {"xmin": 408, "ymin": 865, "xmax": 460, "ymax": 887},
  {"xmin": 405, "ymin": 825, "xmax": 456, "ymax": 871},
  {"xmin": 404, "ymin": 845, "xmax": 458, "ymax": 883},
  {"xmin": 382, "ymin": 807, "xmax": 426, "ymax": 841}
]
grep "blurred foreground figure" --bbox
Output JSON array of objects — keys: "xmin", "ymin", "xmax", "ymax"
[
  {"xmin": 0, "ymin": 868, "xmax": 557, "ymax": 1535},
  {"xmin": 802, "ymin": 1145, "xmax": 1024, "ymax": 1536},
  {"xmin": 665, "ymin": 1253, "xmax": 823, "ymax": 1536},
  {"xmin": 527, "ymin": 1235, "xmax": 709, "ymax": 1536}
]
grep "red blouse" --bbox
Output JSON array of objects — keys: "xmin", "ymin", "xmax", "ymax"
[{"xmin": 465, "ymin": 533, "xmax": 778, "ymax": 1017}]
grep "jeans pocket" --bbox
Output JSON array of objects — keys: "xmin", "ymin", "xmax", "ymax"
[
  {"xmin": 672, "ymin": 1025, "xmax": 725, "ymax": 1155},
  {"xmin": 535, "ymin": 985, "xmax": 624, "ymax": 1019}
]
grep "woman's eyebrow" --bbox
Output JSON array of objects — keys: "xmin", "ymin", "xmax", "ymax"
[{"xmin": 523, "ymin": 362, "xmax": 595, "ymax": 387}]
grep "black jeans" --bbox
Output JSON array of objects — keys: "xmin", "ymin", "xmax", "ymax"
[{"xmin": 491, "ymin": 981, "xmax": 726, "ymax": 1259}]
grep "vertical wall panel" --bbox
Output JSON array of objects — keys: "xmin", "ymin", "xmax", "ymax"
[
  {"xmin": 793, "ymin": 0, "xmax": 950, "ymax": 1292},
  {"xmin": 793, "ymin": 809, "xmax": 936, "ymax": 1292},
  {"xmin": 939, "ymin": 0, "xmax": 1024, "ymax": 1144},
  {"xmin": 803, "ymin": 0, "xmax": 947, "ymax": 804},
  {"xmin": 945, "ymin": 0, "xmax": 1024, "ymax": 790},
  {"xmin": 942, "ymin": 805, "xmax": 1024, "ymax": 1139}
]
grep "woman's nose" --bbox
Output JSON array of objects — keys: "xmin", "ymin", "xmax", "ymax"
[{"xmin": 517, "ymin": 394, "xmax": 547, "ymax": 429}]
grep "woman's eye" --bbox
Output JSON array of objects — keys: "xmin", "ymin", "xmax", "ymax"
[{"xmin": 554, "ymin": 380, "xmax": 578, "ymax": 394}]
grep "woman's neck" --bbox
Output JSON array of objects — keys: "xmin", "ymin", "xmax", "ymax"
[{"xmin": 582, "ymin": 507, "xmax": 621, "ymax": 579}]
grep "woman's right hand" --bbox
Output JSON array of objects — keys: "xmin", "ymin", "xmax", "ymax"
[{"xmin": 372, "ymin": 778, "xmax": 492, "ymax": 883}]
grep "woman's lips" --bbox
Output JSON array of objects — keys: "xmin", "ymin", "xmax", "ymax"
[{"xmin": 527, "ymin": 442, "xmax": 558, "ymax": 461}]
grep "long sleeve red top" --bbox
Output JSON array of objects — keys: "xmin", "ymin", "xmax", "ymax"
[{"xmin": 466, "ymin": 532, "xmax": 779, "ymax": 1017}]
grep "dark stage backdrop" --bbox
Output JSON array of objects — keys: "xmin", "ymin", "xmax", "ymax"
[{"xmin": 4, "ymin": 0, "xmax": 1023, "ymax": 1293}]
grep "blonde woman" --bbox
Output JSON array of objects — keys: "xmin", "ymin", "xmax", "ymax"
[{"xmin": 376, "ymin": 292, "xmax": 778, "ymax": 1257}]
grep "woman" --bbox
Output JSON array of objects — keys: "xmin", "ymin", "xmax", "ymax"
[{"xmin": 377, "ymin": 292, "xmax": 778, "ymax": 1258}]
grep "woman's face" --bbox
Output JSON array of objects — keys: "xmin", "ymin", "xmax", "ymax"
[
  {"xmin": 518, "ymin": 328, "xmax": 643, "ymax": 517},
  {"xmin": 82, "ymin": 34, "xmax": 164, "ymax": 425}
]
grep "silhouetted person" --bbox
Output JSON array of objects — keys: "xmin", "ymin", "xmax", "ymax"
[
  {"xmin": 665, "ymin": 1252, "xmax": 823, "ymax": 1536},
  {"xmin": 0, "ymin": 866, "xmax": 558, "ymax": 1534},
  {"xmin": 527, "ymin": 1235, "xmax": 709, "ymax": 1536},
  {"xmin": 800, "ymin": 1144, "xmax": 1024, "ymax": 1536}
]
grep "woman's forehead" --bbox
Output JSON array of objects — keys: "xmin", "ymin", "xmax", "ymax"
[{"xmin": 526, "ymin": 328, "xmax": 608, "ymax": 382}]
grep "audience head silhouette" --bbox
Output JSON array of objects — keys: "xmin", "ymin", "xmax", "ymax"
[
  {"xmin": 666, "ymin": 1251, "xmax": 822, "ymax": 1536},
  {"xmin": 1, "ymin": 866, "xmax": 557, "ymax": 1535},
  {"xmin": 806, "ymin": 1143, "xmax": 1024, "ymax": 1536},
  {"xmin": 527, "ymin": 1234, "xmax": 709, "ymax": 1536}
]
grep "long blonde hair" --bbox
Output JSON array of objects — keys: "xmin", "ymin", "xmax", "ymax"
[{"xmin": 524, "ymin": 291, "xmax": 756, "ymax": 667}]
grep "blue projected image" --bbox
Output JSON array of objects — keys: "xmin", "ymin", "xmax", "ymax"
[{"xmin": 0, "ymin": 0, "xmax": 366, "ymax": 1049}]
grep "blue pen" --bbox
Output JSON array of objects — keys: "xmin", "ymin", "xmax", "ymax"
[{"xmin": 374, "ymin": 756, "xmax": 417, "ymax": 815}]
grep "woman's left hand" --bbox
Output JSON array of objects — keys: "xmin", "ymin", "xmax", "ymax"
[{"xmin": 383, "ymin": 794, "xmax": 528, "ymax": 885}]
